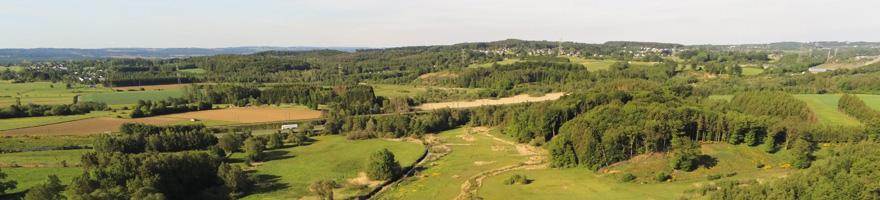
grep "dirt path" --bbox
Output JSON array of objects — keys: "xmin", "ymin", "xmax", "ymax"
[{"xmin": 453, "ymin": 128, "xmax": 548, "ymax": 200}]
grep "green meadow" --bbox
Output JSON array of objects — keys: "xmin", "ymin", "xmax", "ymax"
[{"xmin": 79, "ymin": 89, "xmax": 185, "ymax": 105}]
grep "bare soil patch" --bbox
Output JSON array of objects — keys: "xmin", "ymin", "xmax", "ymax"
[
  {"xmin": 160, "ymin": 106, "xmax": 322, "ymax": 123},
  {"xmin": 415, "ymin": 92, "xmax": 565, "ymax": 110},
  {"xmin": 1, "ymin": 117, "xmax": 181, "ymax": 136}
]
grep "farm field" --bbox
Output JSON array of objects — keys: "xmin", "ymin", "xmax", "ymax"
[
  {"xmin": 160, "ymin": 106, "xmax": 322, "ymax": 123},
  {"xmin": 238, "ymin": 135, "xmax": 425, "ymax": 200},
  {"xmin": 0, "ymin": 136, "xmax": 93, "ymax": 151},
  {"xmin": 415, "ymin": 92, "xmax": 565, "ymax": 110},
  {"xmin": 0, "ymin": 81, "xmax": 108, "ymax": 106},
  {"xmin": 0, "ymin": 149, "xmax": 88, "ymax": 168},
  {"xmin": 109, "ymin": 83, "xmax": 189, "ymax": 91},
  {"xmin": 794, "ymin": 94, "xmax": 862, "ymax": 126},
  {"xmin": 79, "ymin": 89, "xmax": 185, "ymax": 105},
  {"xmin": 0, "ymin": 111, "xmax": 115, "ymax": 131},
  {"xmin": 856, "ymin": 94, "xmax": 880, "ymax": 111},
  {"xmin": 0, "ymin": 117, "xmax": 182, "ymax": 136},
  {"xmin": 376, "ymin": 127, "xmax": 538, "ymax": 200}
]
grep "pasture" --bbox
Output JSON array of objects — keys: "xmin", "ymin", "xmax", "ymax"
[
  {"xmin": 741, "ymin": 67, "xmax": 764, "ymax": 76},
  {"xmin": 238, "ymin": 136, "xmax": 425, "ymax": 200},
  {"xmin": 370, "ymin": 84, "xmax": 428, "ymax": 98},
  {"xmin": 0, "ymin": 81, "xmax": 107, "ymax": 106},
  {"xmin": 79, "ymin": 89, "xmax": 185, "ymax": 105},
  {"xmin": 0, "ymin": 136, "xmax": 92, "ymax": 151},
  {"xmin": 0, "ymin": 149, "xmax": 88, "ymax": 168},
  {"xmin": 0, "ymin": 167, "xmax": 81, "ymax": 197},
  {"xmin": 110, "ymin": 83, "xmax": 189, "ymax": 91},
  {"xmin": 856, "ymin": 94, "xmax": 880, "ymax": 111},
  {"xmin": 0, "ymin": 111, "xmax": 115, "ymax": 131},
  {"xmin": 415, "ymin": 92, "xmax": 565, "ymax": 110},
  {"xmin": 794, "ymin": 94, "xmax": 862, "ymax": 126}
]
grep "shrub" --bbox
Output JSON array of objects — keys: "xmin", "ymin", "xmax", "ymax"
[
  {"xmin": 654, "ymin": 171, "xmax": 671, "ymax": 182},
  {"xmin": 503, "ymin": 174, "xmax": 531, "ymax": 185},
  {"xmin": 617, "ymin": 173, "xmax": 636, "ymax": 182}
]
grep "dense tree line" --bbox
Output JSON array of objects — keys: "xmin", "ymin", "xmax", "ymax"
[
  {"xmin": 729, "ymin": 91, "xmax": 816, "ymax": 121},
  {"xmin": 130, "ymin": 97, "xmax": 213, "ymax": 118},
  {"xmin": 838, "ymin": 93, "xmax": 880, "ymax": 121},
  {"xmin": 96, "ymin": 123, "xmax": 216, "ymax": 154},
  {"xmin": 0, "ymin": 101, "xmax": 107, "ymax": 119}
]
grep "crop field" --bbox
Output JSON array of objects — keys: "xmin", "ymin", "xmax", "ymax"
[
  {"xmin": 160, "ymin": 106, "xmax": 322, "ymax": 123},
  {"xmin": 415, "ymin": 92, "xmax": 565, "ymax": 110},
  {"xmin": 79, "ymin": 89, "xmax": 185, "ymax": 105},
  {"xmin": 0, "ymin": 117, "xmax": 182, "ymax": 136},
  {"xmin": 0, "ymin": 81, "xmax": 108, "ymax": 106},
  {"xmin": 0, "ymin": 149, "xmax": 88, "ymax": 168},
  {"xmin": 238, "ymin": 135, "xmax": 424, "ymax": 200},
  {"xmin": 794, "ymin": 94, "xmax": 862, "ymax": 126},
  {"xmin": 377, "ymin": 127, "xmax": 538, "ymax": 200},
  {"xmin": 110, "ymin": 83, "xmax": 189, "ymax": 91},
  {"xmin": 0, "ymin": 136, "xmax": 93, "ymax": 151},
  {"xmin": 0, "ymin": 111, "xmax": 115, "ymax": 131}
]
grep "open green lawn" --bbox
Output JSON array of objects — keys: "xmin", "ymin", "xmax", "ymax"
[
  {"xmin": 467, "ymin": 58, "xmax": 521, "ymax": 68},
  {"xmin": 794, "ymin": 94, "xmax": 862, "ymax": 126},
  {"xmin": 0, "ymin": 136, "xmax": 93, "ymax": 150},
  {"xmin": 0, "ymin": 66, "xmax": 24, "ymax": 73},
  {"xmin": 563, "ymin": 56, "xmax": 616, "ymax": 71},
  {"xmin": 0, "ymin": 167, "xmax": 81, "ymax": 197},
  {"xmin": 239, "ymin": 135, "xmax": 424, "ymax": 200},
  {"xmin": 79, "ymin": 89, "xmax": 184, "ymax": 105},
  {"xmin": 377, "ymin": 127, "xmax": 527, "ymax": 200},
  {"xmin": 370, "ymin": 84, "xmax": 428, "ymax": 98},
  {"xmin": 742, "ymin": 67, "xmax": 764, "ymax": 76},
  {"xmin": 856, "ymin": 94, "xmax": 880, "ymax": 111},
  {"xmin": 0, "ymin": 81, "xmax": 109, "ymax": 106},
  {"xmin": 0, "ymin": 111, "xmax": 116, "ymax": 131}
]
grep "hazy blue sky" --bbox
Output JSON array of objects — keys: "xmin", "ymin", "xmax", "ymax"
[{"xmin": 1, "ymin": 0, "xmax": 878, "ymax": 48}]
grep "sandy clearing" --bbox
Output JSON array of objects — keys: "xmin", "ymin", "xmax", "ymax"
[
  {"xmin": 415, "ymin": 92, "xmax": 566, "ymax": 110},
  {"xmin": 0, "ymin": 117, "xmax": 182, "ymax": 136},
  {"xmin": 159, "ymin": 107, "xmax": 322, "ymax": 123}
]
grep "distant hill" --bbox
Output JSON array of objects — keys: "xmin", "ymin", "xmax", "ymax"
[{"xmin": 0, "ymin": 46, "xmax": 364, "ymax": 63}]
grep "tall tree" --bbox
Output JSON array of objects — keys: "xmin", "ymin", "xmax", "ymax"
[{"xmin": 365, "ymin": 148, "xmax": 401, "ymax": 180}]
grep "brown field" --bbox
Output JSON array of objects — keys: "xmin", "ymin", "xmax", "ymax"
[
  {"xmin": 415, "ymin": 92, "xmax": 566, "ymax": 110},
  {"xmin": 159, "ymin": 106, "xmax": 323, "ymax": 123},
  {"xmin": 0, "ymin": 117, "xmax": 181, "ymax": 136},
  {"xmin": 111, "ymin": 84, "xmax": 189, "ymax": 91}
]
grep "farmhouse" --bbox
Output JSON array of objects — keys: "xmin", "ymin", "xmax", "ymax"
[{"xmin": 281, "ymin": 124, "xmax": 299, "ymax": 130}]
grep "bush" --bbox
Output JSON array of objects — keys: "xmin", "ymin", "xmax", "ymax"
[
  {"xmin": 706, "ymin": 174, "xmax": 722, "ymax": 180},
  {"xmin": 654, "ymin": 171, "xmax": 671, "ymax": 182},
  {"xmin": 503, "ymin": 174, "xmax": 531, "ymax": 185},
  {"xmin": 617, "ymin": 173, "xmax": 636, "ymax": 183}
]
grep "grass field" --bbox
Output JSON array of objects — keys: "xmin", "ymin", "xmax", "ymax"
[
  {"xmin": 794, "ymin": 94, "xmax": 862, "ymax": 126},
  {"xmin": 370, "ymin": 84, "xmax": 428, "ymax": 98},
  {"xmin": 1, "ymin": 167, "xmax": 81, "ymax": 197},
  {"xmin": 0, "ymin": 66, "xmax": 24, "ymax": 73},
  {"xmin": 467, "ymin": 58, "xmax": 521, "ymax": 68},
  {"xmin": 0, "ymin": 111, "xmax": 116, "ymax": 131},
  {"xmin": 478, "ymin": 143, "xmax": 795, "ymax": 200},
  {"xmin": 178, "ymin": 68, "xmax": 207, "ymax": 74},
  {"xmin": 79, "ymin": 89, "xmax": 185, "ymax": 105},
  {"xmin": 238, "ymin": 136, "xmax": 424, "ymax": 200},
  {"xmin": 377, "ymin": 127, "xmax": 529, "ymax": 200},
  {"xmin": 742, "ymin": 67, "xmax": 764, "ymax": 76},
  {"xmin": 856, "ymin": 94, "xmax": 880, "ymax": 111},
  {"xmin": 0, "ymin": 81, "xmax": 108, "ymax": 106}
]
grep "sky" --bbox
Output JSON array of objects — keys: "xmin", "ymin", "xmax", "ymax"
[{"xmin": 1, "ymin": 0, "xmax": 879, "ymax": 48}]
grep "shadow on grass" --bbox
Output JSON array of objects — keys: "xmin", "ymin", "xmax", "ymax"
[
  {"xmin": 698, "ymin": 155, "xmax": 718, "ymax": 169},
  {"xmin": 250, "ymin": 174, "xmax": 289, "ymax": 194}
]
